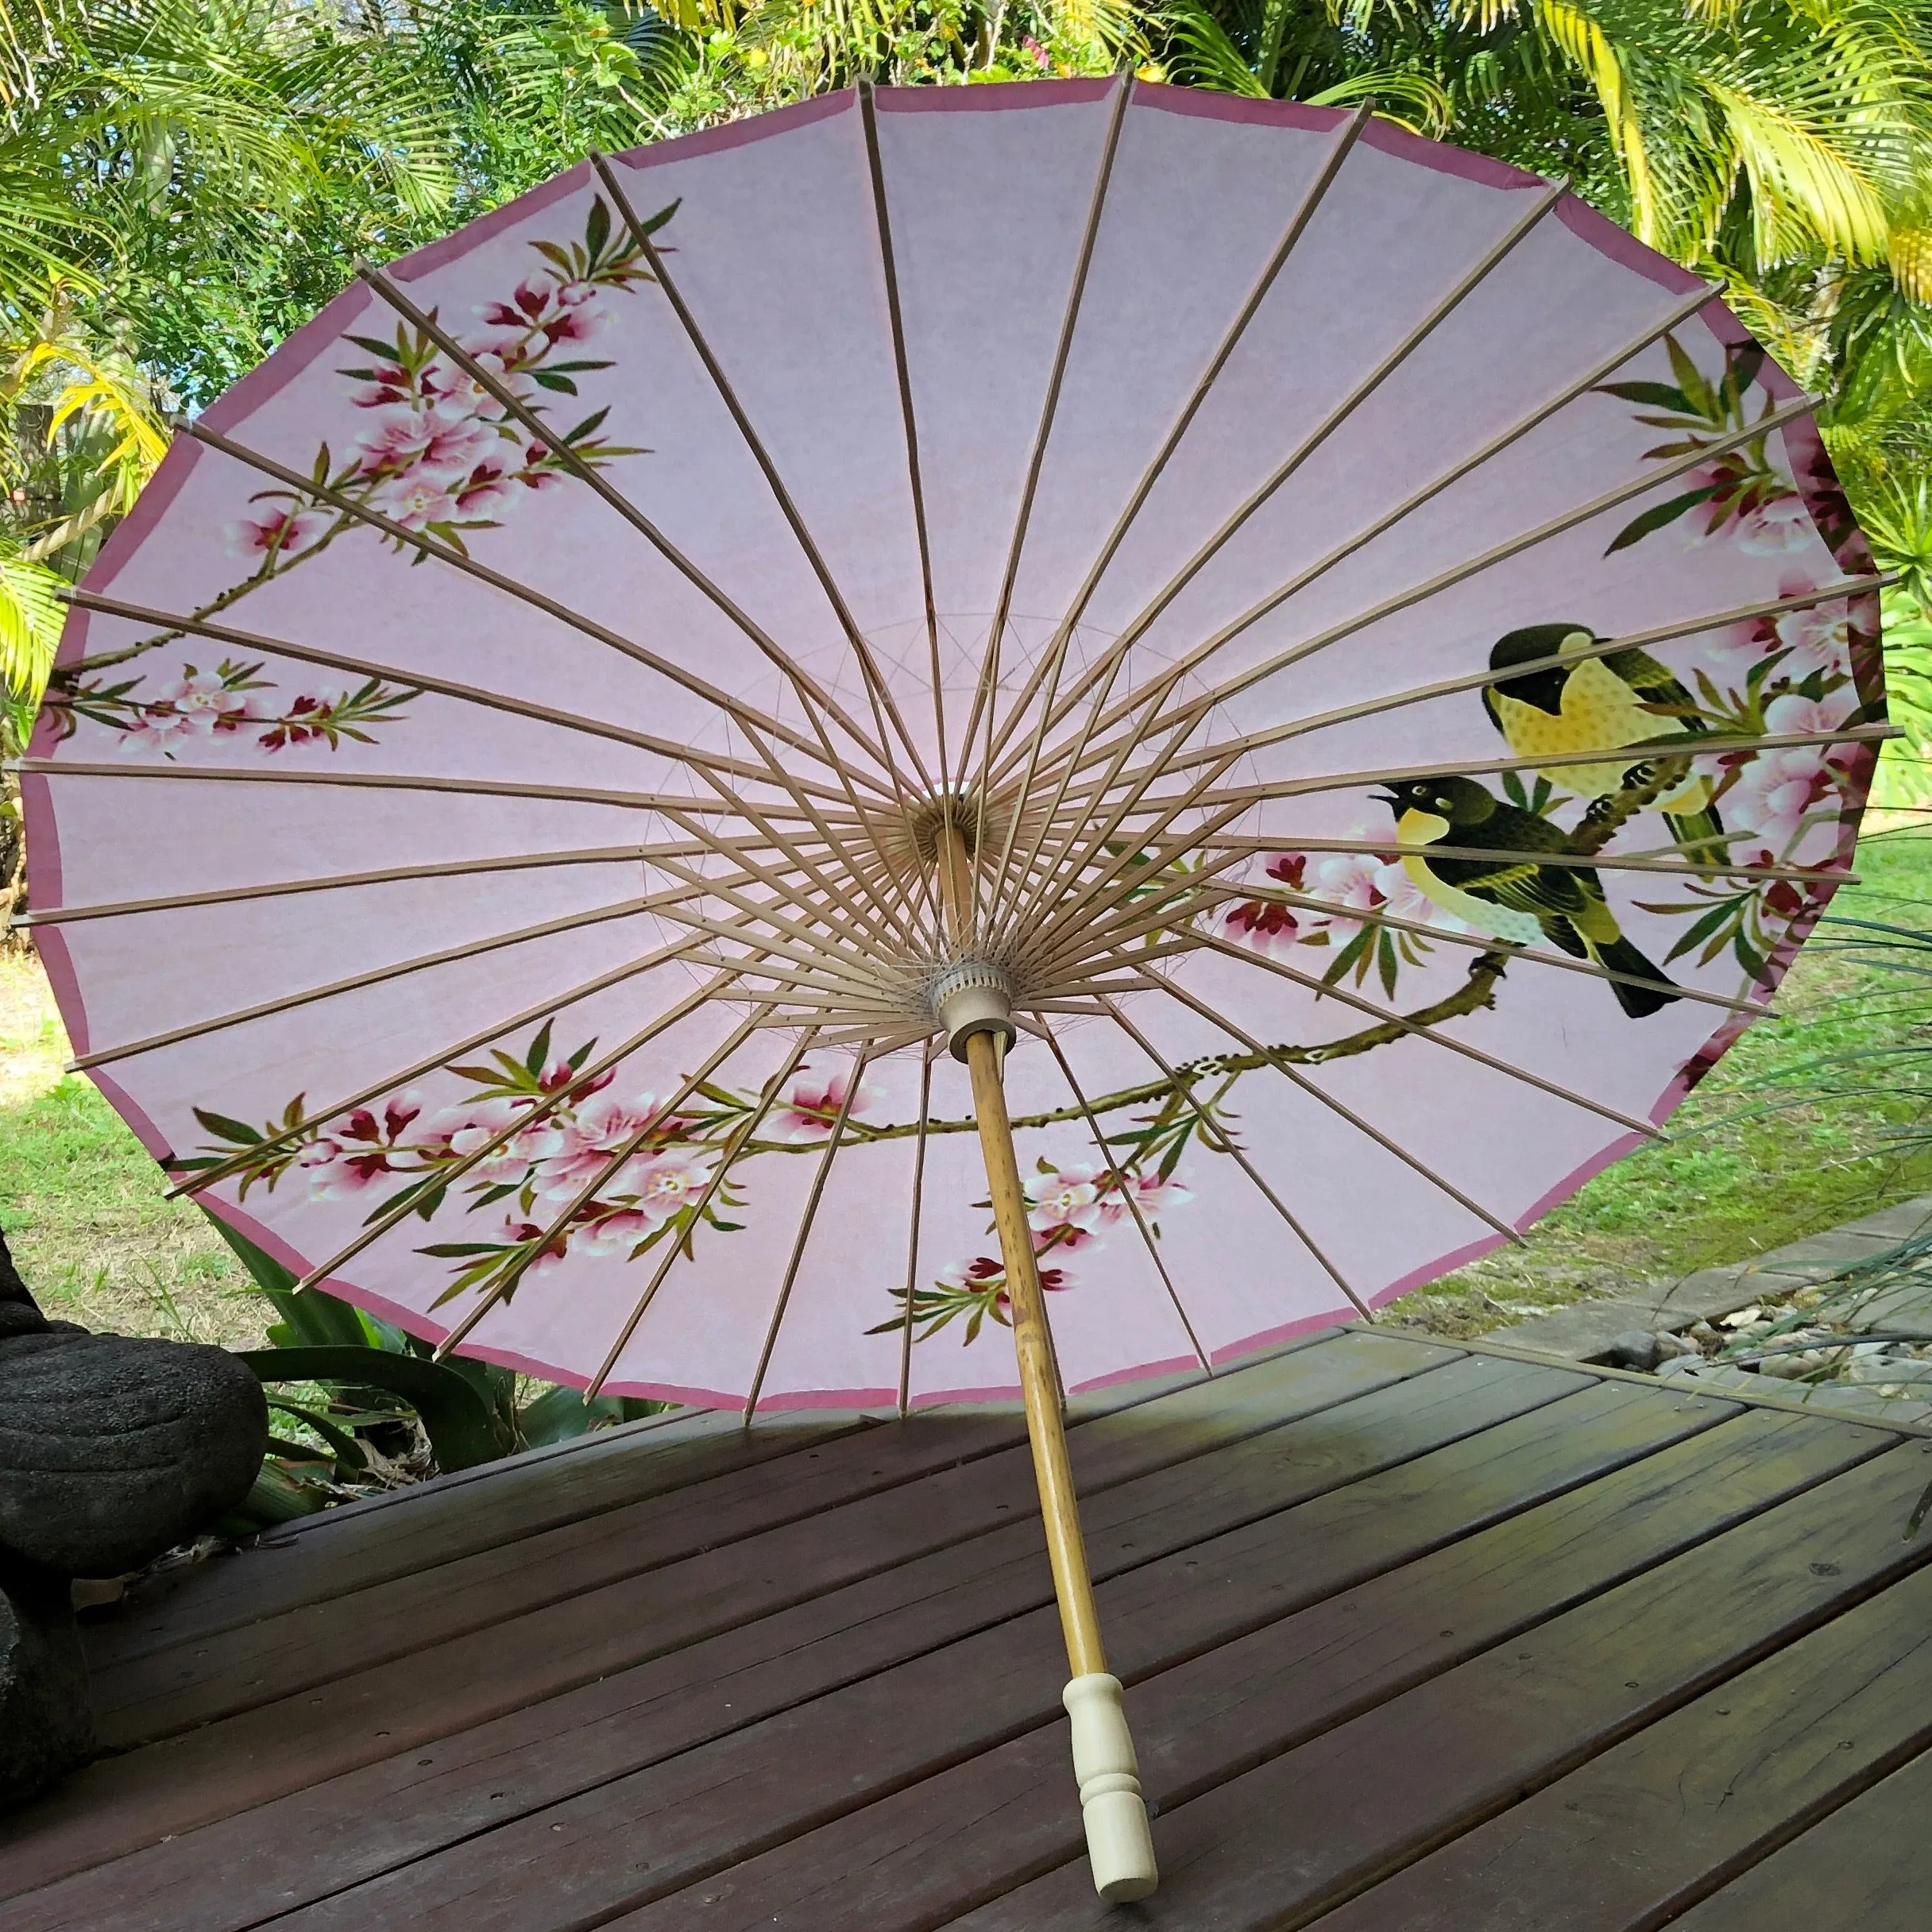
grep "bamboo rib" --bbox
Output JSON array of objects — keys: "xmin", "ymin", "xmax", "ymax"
[
  {"xmin": 1008, "ymin": 717, "xmax": 1893, "ymax": 853},
  {"xmin": 991, "ymin": 172, "xmax": 1576, "ymax": 802},
  {"xmin": 351, "ymin": 271, "xmax": 941, "ymax": 951},
  {"xmin": 17, "ymin": 840, "xmax": 723, "ymax": 926},
  {"xmin": 352, "ymin": 264, "xmax": 896, "ymax": 782},
  {"xmin": 975, "ymin": 112, "xmax": 1378, "ymax": 947},
  {"xmin": 1189, "ymin": 879, "xmax": 1774, "ymax": 1016},
  {"xmin": 1157, "ymin": 573, "xmax": 1891, "ymax": 776},
  {"xmin": 1094, "ymin": 392, "xmax": 1823, "ymax": 761},
  {"xmin": 566, "ymin": 164, "xmax": 950, "ymax": 953},
  {"xmin": 1096, "ymin": 993, "xmax": 1371, "ymax": 1317},
  {"xmin": 294, "ymin": 964, "xmax": 761, "ymax": 1296},
  {"xmin": 744, "ymin": 1046, "xmax": 874, "ymax": 1417},
  {"xmin": 1041, "ymin": 1026, "xmax": 1210, "ymax": 1370},
  {"xmin": 1190, "ymin": 929, "xmax": 1662, "ymax": 1137},
  {"xmin": 164, "ymin": 930, "xmax": 713, "ymax": 1200},
  {"xmin": 1004, "ymin": 276, "xmax": 1725, "ymax": 775},
  {"xmin": 897, "ymin": 1053, "xmax": 933, "ymax": 1416},
  {"xmin": 182, "ymin": 428, "xmax": 925, "ymax": 951},
  {"xmin": 979, "ymin": 105, "xmax": 1374, "ymax": 787},
  {"xmin": 959, "ymin": 71, "xmax": 1134, "ymax": 893},
  {"xmin": 70, "ymin": 882, "xmax": 709, "ymax": 1072},
  {"xmin": 1144, "ymin": 965, "xmax": 1525, "ymax": 1245},
  {"xmin": 642, "ymin": 852, "xmax": 916, "ymax": 991},
  {"xmin": 589, "ymin": 150, "xmax": 936, "ymax": 802},
  {"xmin": 585, "ymin": 1030, "xmax": 821, "ymax": 1398},
  {"xmin": 176, "ymin": 419, "xmax": 883, "ymax": 793},
  {"xmin": 1201, "ymin": 834, "xmax": 1858, "ymax": 887},
  {"xmin": 646, "ymin": 797, "xmax": 905, "ymax": 956},
  {"xmin": 1180, "ymin": 722, "xmax": 1897, "ymax": 806},
  {"xmin": 64, "ymin": 586, "xmax": 858, "ymax": 808},
  {"xmin": 9, "ymin": 757, "xmax": 800, "ymax": 817},
  {"xmin": 857, "ymin": 79, "xmax": 948, "ymax": 792},
  {"xmin": 436, "ymin": 1005, "xmax": 776, "ymax": 1354},
  {"xmin": 1005, "ymin": 400, "xmax": 1833, "ymax": 879}
]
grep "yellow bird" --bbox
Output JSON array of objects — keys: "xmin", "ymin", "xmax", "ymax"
[{"xmin": 1483, "ymin": 624, "xmax": 1723, "ymax": 862}]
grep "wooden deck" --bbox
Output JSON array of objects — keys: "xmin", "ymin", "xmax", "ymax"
[{"xmin": 5, "ymin": 1327, "xmax": 1932, "ymax": 1930}]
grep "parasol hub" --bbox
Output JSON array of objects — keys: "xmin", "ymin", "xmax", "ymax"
[{"xmin": 929, "ymin": 960, "xmax": 1016, "ymax": 1063}]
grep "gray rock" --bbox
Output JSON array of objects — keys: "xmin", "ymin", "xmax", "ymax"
[
  {"xmin": 0, "ymin": 1559, "xmax": 92, "ymax": 1808},
  {"xmin": 0, "ymin": 1327, "xmax": 268, "ymax": 1577},
  {"xmin": 1602, "ymin": 1329, "xmax": 1664, "ymax": 1372}
]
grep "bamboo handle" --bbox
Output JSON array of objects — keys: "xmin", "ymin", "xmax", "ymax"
[{"xmin": 965, "ymin": 1028, "xmax": 1158, "ymax": 1901}]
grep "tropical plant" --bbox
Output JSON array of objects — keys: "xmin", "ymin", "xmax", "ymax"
[{"xmin": 207, "ymin": 1217, "xmax": 665, "ymax": 1533}]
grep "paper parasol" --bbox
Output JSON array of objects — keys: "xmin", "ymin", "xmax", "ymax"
[{"xmin": 22, "ymin": 79, "xmax": 1888, "ymax": 1899}]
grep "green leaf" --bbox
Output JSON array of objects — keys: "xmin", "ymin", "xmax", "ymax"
[
  {"xmin": 192, "ymin": 1107, "xmax": 265, "ymax": 1145},
  {"xmin": 585, "ymin": 195, "xmax": 611, "ymax": 263},
  {"xmin": 1596, "ymin": 381, "xmax": 1692, "ymax": 411},
  {"xmin": 239, "ymin": 1347, "xmax": 508, "ymax": 1470},
  {"xmin": 1605, "ymin": 483, "xmax": 1730, "ymax": 555}
]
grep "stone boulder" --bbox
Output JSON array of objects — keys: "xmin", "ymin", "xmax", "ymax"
[
  {"xmin": 0, "ymin": 1558, "xmax": 92, "ymax": 1810},
  {"xmin": 0, "ymin": 1227, "xmax": 269, "ymax": 1806}
]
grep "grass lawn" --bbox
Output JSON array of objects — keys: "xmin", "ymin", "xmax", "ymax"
[{"xmin": 2, "ymin": 824, "xmax": 1929, "ymax": 1354}]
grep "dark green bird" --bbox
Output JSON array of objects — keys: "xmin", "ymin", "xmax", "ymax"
[
  {"xmin": 1484, "ymin": 624, "xmax": 1724, "ymax": 864},
  {"xmin": 1378, "ymin": 775, "xmax": 1681, "ymax": 1019}
]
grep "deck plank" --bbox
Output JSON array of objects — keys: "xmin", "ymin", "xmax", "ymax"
[
  {"xmin": 83, "ymin": 1409, "xmax": 862, "ymax": 1670},
  {"xmin": 1309, "ymin": 1562, "xmax": 1932, "ymax": 1930},
  {"xmin": 87, "ymin": 1332, "xmax": 1444, "ymax": 1746},
  {"xmin": 592, "ymin": 1401, "xmax": 1880, "ymax": 1932},
  {"xmin": 234, "ymin": 1374, "xmax": 1716, "ymax": 1932},
  {"xmin": 939, "ymin": 1432, "xmax": 1930, "ymax": 1930},
  {"xmin": 0, "ymin": 1331, "xmax": 1449, "ymax": 1897},
  {"xmin": 1664, "ymin": 1745, "xmax": 1932, "ymax": 1931}
]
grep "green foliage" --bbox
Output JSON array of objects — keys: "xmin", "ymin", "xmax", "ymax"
[{"xmin": 207, "ymin": 1212, "xmax": 667, "ymax": 1532}]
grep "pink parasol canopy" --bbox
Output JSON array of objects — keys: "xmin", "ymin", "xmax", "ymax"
[{"xmin": 25, "ymin": 79, "xmax": 1884, "ymax": 1418}]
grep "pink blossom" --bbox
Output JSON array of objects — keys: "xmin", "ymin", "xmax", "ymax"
[
  {"xmin": 479, "ymin": 276, "xmax": 564, "ymax": 330},
  {"xmin": 1124, "ymin": 1169, "xmax": 1192, "ymax": 1221},
  {"xmin": 538, "ymin": 1091, "xmax": 665, "ymax": 1198},
  {"xmin": 365, "ymin": 469, "xmax": 463, "ymax": 531},
  {"xmin": 1025, "ymin": 1164, "xmax": 1107, "ymax": 1243},
  {"xmin": 769, "ymin": 1065, "xmax": 869, "ymax": 1142},
  {"xmin": 1304, "ymin": 850, "xmax": 1386, "ymax": 935},
  {"xmin": 1736, "ymin": 493, "xmax": 1814, "ymax": 554},
  {"xmin": 574, "ymin": 1208, "xmax": 653, "ymax": 1258},
  {"xmin": 1370, "ymin": 860, "xmax": 1464, "ymax": 931},
  {"xmin": 154, "ymin": 672, "xmax": 246, "ymax": 736},
  {"xmin": 1725, "ymin": 694, "xmax": 1853, "ymax": 850},
  {"xmin": 495, "ymin": 1219, "xmax": 567, "ymax": 1276},
  {"xmin": 622, "ymin": 1146, "xmax": 719, "ymax": 1227},
  {"xmin": 452, "ymin": 462, "xmax": 519, "ymax": 518},
  {"xmin": 425, "ymin": 1095, "xmax": 539, "ymax": 1184},
  {"xmin": 1223, "ymin": 896, "xmax": 1300, "ymax": 956},
  {"xmin": 1772, "ymin": 598, "xmax": 1853, "ymax": 682},
  {"xmin": 226, "ymin": 506, "xmax": 326, "ymax": 561},
  {"xmin": 540, "ymin": 301, "xmax": 608, "ymax": 349},
  {"xmin": 117, "ymin": 709, "xmax": 196, "ymax": 753},
  {"xmin": 354, "ymin": 408, "xmax": 497, "ymax": 482}
]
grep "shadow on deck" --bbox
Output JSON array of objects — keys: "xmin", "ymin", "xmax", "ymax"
[{"xmin": 3, "ymin": 1327, "xmax": 1931, "ymax": 1929}]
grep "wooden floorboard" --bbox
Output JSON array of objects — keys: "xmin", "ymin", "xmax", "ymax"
[
  {"xmin": 2, "ymin": 1329, "xmax": 1924, "ymax": 1932},
  {"xmin": 1664, "ymin": 1742, "xmax": 1932, "ymax": 1931},
  {"xmin": 945, "ymin": 1431, "xmax": 1932, "ymax": 1930},
  {"xmin": 0, "ymin": 1330, "xmax": 1444, "ymax": 1897},
  {"xmin": 604, "ymin": 1400, "xmax": 1878, "ymax": 1932},
  {"xmin": 1311, "ymin": 1563, "xmax": 1932, "ymax": 1930},
  {"xmin": 82, "ymin": 1409, "xmax": 861, "ymax": 1671}
]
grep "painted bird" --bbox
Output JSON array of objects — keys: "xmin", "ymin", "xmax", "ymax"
[
  {"xmin": 1378, "ymin": 775, "xmax": 1681, "ymax": 1018},
  {"xmin": 1483, "ymin": 624, "xmax": 1724, "ymax": 864}
]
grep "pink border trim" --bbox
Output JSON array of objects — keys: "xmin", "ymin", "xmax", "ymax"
[
  {"xmin": 201, "ymin": 281, "xmax": 375, "ymax": 435},
  {"xmin": 875, "ymin": 77, "xmax": 1115, "ymax": 113},
  {"xmin": 390, "ymin": 165, "xmax": 593, "ymax": 283},
  {"xmin": 612, "ymin": 91, "xmax": 849, "ymax": 172}
]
